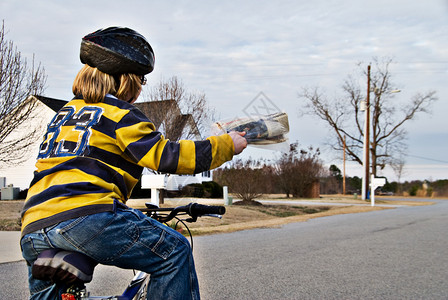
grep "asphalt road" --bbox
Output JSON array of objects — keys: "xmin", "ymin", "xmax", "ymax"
[{"xmin": 2, "ymin": 198, "xmax": 447, "ymax": 299}]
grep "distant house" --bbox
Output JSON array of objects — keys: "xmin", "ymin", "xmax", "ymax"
[
  {"xmin": 134, "ymin": 100, "xmax": 212, "ymax": 190},
  {"xmin": 0, "ymin": 95, "xmax": 67, "ymax": 190},
  {"xmin": 0, "ymin": 96, "xmax": 211, "ymax": 192}
]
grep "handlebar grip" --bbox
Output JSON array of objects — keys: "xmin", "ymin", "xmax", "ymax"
[{"xmin": 190, "ymin": 203, "xmax": 226, "ymax": 216}]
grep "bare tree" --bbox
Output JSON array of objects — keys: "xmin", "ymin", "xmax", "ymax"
[
  {"xmin": 0, "ymin": 21, "xmax": 46, "ymax": 167},
  {"xmin": 273, "ymin": 142, "xmax": 324, "ymax": 198},
  {"xmin": 300, "ymin": 57, "xmax": 437, "ymax": 177},
  {"xmin": 272, "ymin": 143, "xmax": 297, "ymax": 198},
  {"xmin": 140, "ymin": 76, "xmax": 215, "ymax": 141},
  {"xmin": 214, "ymin": 158, "xmax": 270, "ymax": 202},
  {"xmin": 391, "ymin": 154, "xmax": 406, "ymax": 195}
]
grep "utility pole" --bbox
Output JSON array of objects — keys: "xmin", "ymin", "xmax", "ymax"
[
  {"xmin": 343, "ymin": 135, "xmax": 346, "ymax": 195},
  {"xmin": 362, "ymin": 65, "xmax": 371, "ymax": 200}
]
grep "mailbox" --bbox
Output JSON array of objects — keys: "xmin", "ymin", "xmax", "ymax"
[{"xmin": 141, "ymin": 174, "xmax": 167, "ymax": 189}]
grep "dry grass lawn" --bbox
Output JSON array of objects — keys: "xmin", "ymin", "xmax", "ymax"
[{"xmin": 0, "ymin": 200, "xmax": 23, "ymax": 231}]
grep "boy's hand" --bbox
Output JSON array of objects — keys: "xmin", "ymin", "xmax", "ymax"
[{"xmin": 228, "ymin": 131, "xmax": 247, "ymax": 155}]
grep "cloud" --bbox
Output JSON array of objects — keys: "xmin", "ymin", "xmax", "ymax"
[{"xmin": 1, "ymin": 0, "xmax": 447, "ymax": 180}]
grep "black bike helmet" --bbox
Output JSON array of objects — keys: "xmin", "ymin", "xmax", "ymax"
[{"xmin": 80, "ymin": 27, "xmax": 155, "ymax": 76}]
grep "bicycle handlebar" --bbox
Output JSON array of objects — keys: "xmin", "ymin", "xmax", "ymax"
[
  {"xmin": 140, "ymin": 202, "xmax": 226, "ymax": 223},
  {"xmin": 189, "ymin": 203, "xmax": 225, "ymax": 216}
]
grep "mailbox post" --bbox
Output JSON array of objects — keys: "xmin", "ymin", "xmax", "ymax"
[
  {"xmin": 370, "ymin": 175, "xmax": 386, "ymax": 206},
  {"xmin": 141, "ymin": 174, "xmax": 167, "ymax": 206}
]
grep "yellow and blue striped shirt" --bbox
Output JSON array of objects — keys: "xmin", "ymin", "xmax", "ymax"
[{"xmin": 21, "ymin": 95, "xmax": 234, "ymax": 236}]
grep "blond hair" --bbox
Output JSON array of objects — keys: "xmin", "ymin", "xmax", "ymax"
[{"xmin": 73, "ymin": 64, "xmax": 142, "ymax": 103}]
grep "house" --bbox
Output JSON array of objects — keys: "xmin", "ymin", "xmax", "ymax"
[
  {"xmin": 134, "ymin": 100, "xmax": 213, "ymax": 190},
  {"xmin": 0, "ymin": 95, "xmax": 66, "ymax": 190},
  {"xmin": 0, "ymin": 95, "xmax": 211, "ymax": 192}
]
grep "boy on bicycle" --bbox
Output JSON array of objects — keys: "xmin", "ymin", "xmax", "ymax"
[{"xmin": 20, "ymin": 26, "xmax": 247, "ymax": 299}]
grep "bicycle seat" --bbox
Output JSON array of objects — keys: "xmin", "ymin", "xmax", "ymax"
[{"xmin": 32, "ymin": 249, "xmax": 98, "ymax": 286}]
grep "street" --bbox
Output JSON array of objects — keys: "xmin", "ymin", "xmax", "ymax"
[{"xmin": 1, "ymin": 198, "xmax": 447, "ymax": 299}]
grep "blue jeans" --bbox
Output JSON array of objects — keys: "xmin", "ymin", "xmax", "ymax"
[{"xmin": 21, "ymin": 207, "xmax": 200, "ymax": 300}]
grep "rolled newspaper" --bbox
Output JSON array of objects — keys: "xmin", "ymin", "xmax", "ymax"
[{"xmin": 212, "ymin": 112, "xmax": 289, "ymax": 145}]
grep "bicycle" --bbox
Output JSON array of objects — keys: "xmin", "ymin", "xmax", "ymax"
[{"xmin": 31, "ymin": 202, "xmax": 226, "ymax": 300}]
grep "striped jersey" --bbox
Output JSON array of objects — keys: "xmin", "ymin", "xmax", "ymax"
[{"xmin": 21, "ymin": 95, "xmax": 234, "ymax": 236}]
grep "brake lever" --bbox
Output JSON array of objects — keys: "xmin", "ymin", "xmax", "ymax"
[
  {"xmin": 203, "ymin": 214, "xmax": 223, "ymax": 219},
  {"xmin": 186, "ymin": 217, "xmax": 196, "ymax": 223},
  {"xmin": 185, "ymin": 214, "xmax": 223, "ymax": 223}
]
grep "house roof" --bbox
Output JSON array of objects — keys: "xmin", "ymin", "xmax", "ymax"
[
  {"xmin": 134, "ymin": 100, "xmax": 180, "ymax": 128},
  {"xmin": 34, "ymin": 95, "xmax": 68, "ymax": 112}
]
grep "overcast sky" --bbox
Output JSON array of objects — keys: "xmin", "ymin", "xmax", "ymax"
[{"xmin": 1, "ymin": 0, "xmax": 447, "ymax": 181}]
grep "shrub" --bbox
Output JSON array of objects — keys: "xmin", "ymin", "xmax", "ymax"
[
  {"xmin": 202, "ymin": 181, "xmax": 223, "ymax": 198},
  {"xmin": 181, "ymin": 183, "xmax": 205, "ymax": 198},
  {"xmin": 409, "ymin": 185, "xmax": 419, "ymax": 196},
  {"xmin": 180, "ymin": 181, "xmax": 224, "ymax": 198}
]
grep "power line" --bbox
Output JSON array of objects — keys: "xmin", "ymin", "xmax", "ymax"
[{"xmin": 407, "ymin": 154, "xmax": 448, "ymax": 164}]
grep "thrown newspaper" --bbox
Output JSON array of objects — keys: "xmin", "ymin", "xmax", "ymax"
[{"xmin": 212, "ymin": 112, "xmax": 289, "ymax": 146}]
